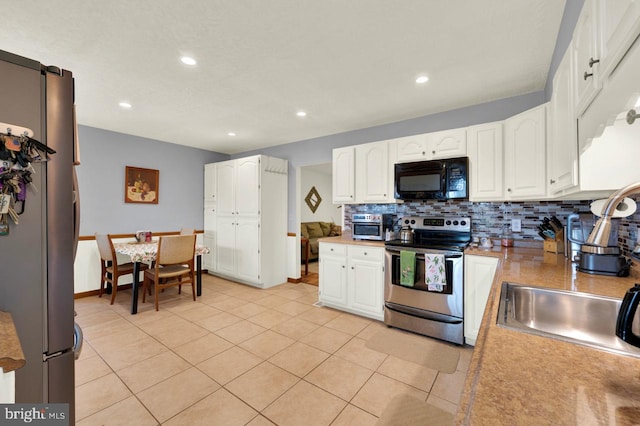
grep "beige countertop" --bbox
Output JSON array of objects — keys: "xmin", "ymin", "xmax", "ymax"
[
  {"xmin": 0, "ymin": 311, "xmax": 25, "ymax": 373},
  {"xmin": 318, "ymin": 232, "xmax": 386, "ymax": 248},
  {"xmin": 457, "ymin": 246, "xmax": 640, "ymax": 425}
]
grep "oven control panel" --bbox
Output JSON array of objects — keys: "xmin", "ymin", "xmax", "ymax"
[{"xmin": 400, "ymin": 216, "xmax": 471, "ymax": 232}]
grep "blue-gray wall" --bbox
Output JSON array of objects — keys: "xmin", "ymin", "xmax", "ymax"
[{"xmin": 76, "ymin": 125, "xmax": 228, "ymax": 235}]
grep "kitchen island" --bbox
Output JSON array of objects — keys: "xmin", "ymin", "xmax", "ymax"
[{"xmin": 457, "ymin": 246, "xmax": 640, "ymax": 425}]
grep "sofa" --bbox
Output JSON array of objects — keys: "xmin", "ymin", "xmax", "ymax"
[{"xmin": 301, "ymin": 221, "xmax": 342, "ymax": 263}]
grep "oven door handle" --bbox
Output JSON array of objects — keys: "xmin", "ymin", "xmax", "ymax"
[{"xmin": 385, "ymin": 247, "xmax": 463, "ymax": 258}]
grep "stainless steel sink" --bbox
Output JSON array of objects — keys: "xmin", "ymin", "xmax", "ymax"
[{"xmin": 496, "ymin": 282, "xmax": 640, "ymax": 358}]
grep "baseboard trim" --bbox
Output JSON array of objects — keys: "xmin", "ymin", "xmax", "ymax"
[
  {"xmin": 288, "ymin": 277, "xmax": 302, "ymax": 283},
  {"xmin": 74, "ymin": 284, "xmax": 134, "ymax": 299}
]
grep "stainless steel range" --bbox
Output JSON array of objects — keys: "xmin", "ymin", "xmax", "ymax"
[{"xmin": 384, "ymin": 216, "xmax": 471, "ymax": 345}]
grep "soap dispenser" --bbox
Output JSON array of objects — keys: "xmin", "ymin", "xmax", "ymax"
[{"xmin": 616, "ymin": 284, "xmax": 640, "ymax": 348}]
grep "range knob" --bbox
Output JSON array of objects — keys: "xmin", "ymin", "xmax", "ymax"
[
  {"xmin": 453, "ymin": 220, "xmax": 459, "ymax": 226},
  {"xmin": 404, "ymin": 219, "xmax": 410, "ymax": 224},
  {"xmin": 461, "ymin": 220, "xmax": 467, "ymax": 226},
  {"xmin": 446, "ymin": 220, "xmax": 452, "ymax": 225},
  {"xmin": 410, "ymin": 219, "xmax": 416, "ymax": 225}
]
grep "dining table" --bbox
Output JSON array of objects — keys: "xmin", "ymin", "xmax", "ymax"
[{"xmin": 114, "ymin": 241, "xmax": 210, "ymax": 314}]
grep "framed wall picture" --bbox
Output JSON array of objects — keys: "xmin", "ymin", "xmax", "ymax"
[{"xmin": 125, "ymin": 166, "xmax": 159, "ymax": 204}]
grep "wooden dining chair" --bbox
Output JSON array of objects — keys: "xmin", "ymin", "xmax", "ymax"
[
  {"xmin": 142, "ymin": 234, "xmax": 196, "ymax": 311},
  {"xmin": 179, "ymin": 227, "xmax": 195, "ymax": 235},
  {"xmin": 95, "ymin": 233, "xmax": 149, "ymax": 305}
]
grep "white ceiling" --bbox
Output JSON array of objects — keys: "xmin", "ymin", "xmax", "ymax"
[{"xmin": 1, "ymin": 1, "xmax": 566, "ymax": 155}]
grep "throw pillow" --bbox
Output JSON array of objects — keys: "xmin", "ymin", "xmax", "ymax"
[
  {"xmin": 306, "ymin": 222, "xmax": 324, "ymax": 239},
  {"xmin": 319, "ymin": 222, "xmax": 331, "ymax": 236},
  {"xmin": 329, "ymin": 224, "xmax": 342, "ymax": 237}
]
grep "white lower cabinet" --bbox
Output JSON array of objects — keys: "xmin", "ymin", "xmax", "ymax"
[
  {"xmin": 215, "ymin": 216, "xmax": 260, "ymax": 283},
  {"xmin": 319, "ymin": 243, "xmax": 384, "ymax": 321},
  {"xmin": 464, "ymin": 255, "xmax": 499, "ymax": 346}
]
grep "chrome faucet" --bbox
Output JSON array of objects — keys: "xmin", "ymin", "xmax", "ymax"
[{"xmin": 586, "ymin": 181, "xmax": 640, "ymax": 247}]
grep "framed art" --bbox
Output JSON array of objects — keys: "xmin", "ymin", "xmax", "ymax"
[
  {"xmin": 304, "ymin": 186, "xmax": 322, "ymax": 213},
  {"xmin": 125, "ymin": 166, "xmax": 159, "ymax": 204}
]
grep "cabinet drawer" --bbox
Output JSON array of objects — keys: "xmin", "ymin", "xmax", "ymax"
[
  {"xmin": 320, "ymin": 243, "xmax": 347, "ymax": 257},
  {"xmin": 348, "ymin": 246, "xmax": 383, "ymax": 262}
]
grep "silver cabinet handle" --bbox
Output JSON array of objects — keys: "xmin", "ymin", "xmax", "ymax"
[
  {"xmin": 421, "ymin": 151, "xmax": 425, "ymax": 155},
  {"xmin": 584, "ymin": 71, "xmax": 594, "ymax": 80},
  {"xmin": 549, "ymin": 179, "xmax": 556, "ymax": 184},
  {"xmin": 589, "ymin": 57, "xmax": 600, "ymax": 67},
  {"xmin": 432, "ymin": 150, "xmax": 436, "ymax": 154},
  {"xmin": 507, "ymin": 188, "xmax": 512, "ymax": 192},
  {"xmin": 627, "ymin": 109, "xmax": 640, "ymax": 125}
]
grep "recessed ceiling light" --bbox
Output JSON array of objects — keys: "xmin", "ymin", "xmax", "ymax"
[
  {"xmin": 227, "ymin": 132, "xmax": 236, "ymax": 137},
  {"xmin": 119, "ymin": 102, "xmax": 132, "ymax": 109},
  {"xmin": 416, "ymin": 75, "xmax": 429, "ymax": 84},
  {"xmin": 296, "ymin": 111, "xmax": 307, "ymax": 117},
  {"xmin": 181, "ymin": 56, "xmax": 197, "ymax": 66}
]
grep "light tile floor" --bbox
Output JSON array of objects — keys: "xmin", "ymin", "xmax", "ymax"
[{"xmin": 75, "ymin": 274, "xmax": 473, "ymax": 425}]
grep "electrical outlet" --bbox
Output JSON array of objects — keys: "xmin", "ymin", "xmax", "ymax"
[{"xmin": 511, "ymin": 218, "xmax": 522, "ymax": 233}]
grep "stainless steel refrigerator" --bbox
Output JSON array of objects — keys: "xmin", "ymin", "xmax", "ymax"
[{"xmin": 0, "ymin": 49, "xmax": 80, "ymax": 423}]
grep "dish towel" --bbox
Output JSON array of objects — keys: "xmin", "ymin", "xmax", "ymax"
[
  {"xmin": 400, "ymin": 250, "xmax": 415, "ymax": 287},
  {"xmin": 424, "ymin": 254, "xmax": 447, "ymax": 292}
]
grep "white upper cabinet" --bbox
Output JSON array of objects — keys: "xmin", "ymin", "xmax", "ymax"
[
  {"xmin": 598, "ymin": 0, "xmax": 640, "ymax": 78},
  {"xmin": 504, "ymin": 104, "xmax": 548, "ymax": 199},
  {"xmin": 215, "ymin": 161, "xmax": 236, "ymax": 215},
  {"xmin": 393, "ymin": 134, "xmax": 429, "ymax": 163},
  {"xmin": 235, "ymin": 156, "xmax": 260, "ymax": 216},
  {"xmin": 393, "ymin": 129, "xmax": 466, "ymax": 163},
  {"xmin": 215, "ymin": 156, "xmax": 260, "ymax": 216},
  {"xmin": 332, "ymin": 147, "xmax": 355, "ymax": 203},
  {"xmin": 427, "ymin": 128, "xmax": 467, "ymax": 159},
  {"xmin": 467, "ymin": 122, "xmax": 503, "ymax": 201},
  {"xmin": 574, "ymin": 0, "xmax": 602, "ymax": 116},
  {"xmin": 355, "ymin": 141, "xmax": 393, "ymax": 203},
  {"xmin": 204, "ymin": 163, "xmax": 216, "ymax": 203},
  {"xmin": 548, "ymin": 42, "xmax": 579, "ymax": 194}
]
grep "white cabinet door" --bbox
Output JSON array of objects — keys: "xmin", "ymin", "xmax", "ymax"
[
  {"xmin": 348, "ymin": 258, "xmax": 383, "ymax": 318},
  {"xmin": 598, "ymin": 0, "xmax": 640, "ymax": 78},
  {"xmin": 204, "ymin": 205, "xmax": 216, "ymax": 232},
  {"xmin": 235, "ymin": 156, "xmax": 260, "ymax": 216},
  {"xmin": 355, "ymin": 142, "xmax": 390, "ymax": 203},
  {"xmin": 204, "ymin": 163, "xmax": 216, "ymax": 203},
  {"xmin": 215, "ymin": 215, "xmax": 236, "ymax": 276},
  {"xmin": 393, "ymin": 134, "xmax": 429, "ymax": 163},
  {"xmin": 215, "ymin": 161, "xmax": 236, "ymax": 215},
  {"xmin": 468, "ymin": 122, "xmax": 503, "ymax": 201},
  {"xmin": 464, "ymin": 255, "xmax": 499, "ymax": 346},
  {"xmin": 427, "ymin": 128, "xmax": 467, "ymax": 159},
  {"xmin": 203, "ymin": 233, "xmax": 215, "ymax": 271},
  {"xmin": 319, "ymin": 256, "xmax": 348, "ymax": 306},
  {"xmin": 235, "ymin": 218, "xmax": 260, "ymax": 283},
  {"xmin": 574, "ymin": 0, "xmax": 602, "ymax": 115},
  {"xmin": 504, "ymin": 104, "xmax": 547, "ymax": 199},
  {"xmin": 549, "ymin": 43, "xmax": 579, "ymax": 194},
  {"xmin": 332, "ymin": 147, "xmax": 355, "ymax": 203}
]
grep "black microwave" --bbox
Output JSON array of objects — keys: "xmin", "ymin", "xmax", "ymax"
[{"xmin": 394, "ymin": 157, "xmax": 468, "ymax": 200}]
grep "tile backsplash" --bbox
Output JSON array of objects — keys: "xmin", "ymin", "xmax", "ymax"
[{"xmin": 344, "ymin": 196, "xmax": 640, "ymax": 256}]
